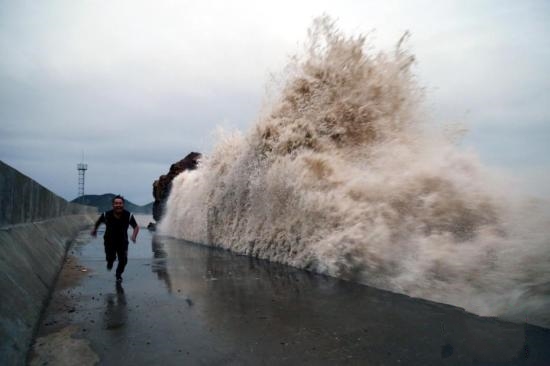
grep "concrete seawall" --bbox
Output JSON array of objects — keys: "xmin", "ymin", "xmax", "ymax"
[{"xmin": 0, "ymin": 160, "xmax": 97, "ymax": 365}]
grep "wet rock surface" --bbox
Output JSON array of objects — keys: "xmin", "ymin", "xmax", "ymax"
[
  {"xmin": 30, "ymin": 229, "xmax": 550, "ymax": 365},
  {"xmin": 152, "ymin": 152, "xmax": 201, "ymax": 221}
]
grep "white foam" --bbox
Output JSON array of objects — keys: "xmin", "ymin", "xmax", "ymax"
[{"xmin": 159, "ymin": 17, "xmax": 550, "ymax": 327}]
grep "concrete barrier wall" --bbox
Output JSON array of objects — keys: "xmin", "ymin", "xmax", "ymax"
[
  {"xmin": 0, "ymin": 160, "xmax": 96, "ymax": 227},
  {"xmin": 0, "ymin": 161, "xmax": 97, "ymax": 366}
]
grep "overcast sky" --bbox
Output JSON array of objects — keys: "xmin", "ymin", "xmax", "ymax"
[{"xmin": 1, "ymin": 0, "xmax": 549, "ymax": 205}]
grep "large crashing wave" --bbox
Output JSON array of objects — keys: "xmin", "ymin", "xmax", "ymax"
[{"xmin": 160, "ymin": 17, "xmax": 550, "ymax": 327}]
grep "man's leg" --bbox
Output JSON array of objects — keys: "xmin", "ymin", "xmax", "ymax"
[
  {"xmin": 104, "ymin": 241, "xmax": 116, "ymax": 270},
  {"xmin": 115, "ymin": 243, "xmax": 129, "ymax": 280}
]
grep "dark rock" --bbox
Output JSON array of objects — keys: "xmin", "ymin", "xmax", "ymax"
[{"xmin": 152, "ymin": 152, "xmax": 201, "ymax": 222}]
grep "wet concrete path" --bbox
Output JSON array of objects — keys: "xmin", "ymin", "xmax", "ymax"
[{"xmin": 30, "ymin": 227, "xmax": 550, "ymax": 365}]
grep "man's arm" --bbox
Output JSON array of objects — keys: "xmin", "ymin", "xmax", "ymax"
[
  {"xmin": 91, "ymin": 213, "xmax": 105, "ymax": 237},
  {"xmin": 129, "ymin": 214, "xmax": 139, "ymax": 243},
  {"xmin": 130, "ymin": 225, "xmax": 140, "ymax": 243}
]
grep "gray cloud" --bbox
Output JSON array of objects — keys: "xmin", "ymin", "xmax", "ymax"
[{"xmin": 1, "ymin": 0, "xmax": 549, "ymax": 203}]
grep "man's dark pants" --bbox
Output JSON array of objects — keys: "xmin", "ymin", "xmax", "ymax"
[{"xmin": 104, "ymin": 241, "xmax": 129, "ymax": 276}]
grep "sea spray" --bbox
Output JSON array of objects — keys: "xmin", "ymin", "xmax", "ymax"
[{"xmin": 160, "ymin": 17, "xmax": 550, "ymax": 327}]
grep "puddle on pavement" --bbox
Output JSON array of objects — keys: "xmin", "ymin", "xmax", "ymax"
[{"xmin": 28, "ymin": 228, "xmax": 550, "ymax": 365}]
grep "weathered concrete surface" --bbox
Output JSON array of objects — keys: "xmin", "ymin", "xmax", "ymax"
[
  {"xmin": 0, "ymin": 161, "xmax": 96, "ymax": 366},
  {"xmin": 31, "ymin": 228, "xmax": 550, "ymax": 366}
]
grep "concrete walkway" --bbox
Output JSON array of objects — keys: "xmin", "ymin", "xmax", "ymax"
[{"xmin": 29, "ymin": 228, "xmax": 550, "ymax": 365}]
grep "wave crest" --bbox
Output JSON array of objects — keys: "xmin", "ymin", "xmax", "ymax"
[{"xmin": 160, "ymin": 17, "xmax": 550, "ymax": 327}]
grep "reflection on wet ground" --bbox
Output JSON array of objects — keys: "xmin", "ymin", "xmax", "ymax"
[
  {"xmin": 104, "ymin": 282, "xmax": 127, "ymax": 331},
  {"xmin": 32, "ymin": 229, "xmax": 550, "ymax": 365}
]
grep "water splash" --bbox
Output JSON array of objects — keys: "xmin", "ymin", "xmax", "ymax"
[{"xmin": 160, "ymin": 17, "xmax": 550, "ymax": 327}]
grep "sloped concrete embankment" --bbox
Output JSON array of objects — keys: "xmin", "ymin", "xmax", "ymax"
[{"xmin": 0, "ymin": 160, "xmax": 97, "ymax": 365}]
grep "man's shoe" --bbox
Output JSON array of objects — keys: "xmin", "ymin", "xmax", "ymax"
[
  {"xmin": 106, "ymin": 262, "xmax": 113, "ymax": 271},
  {"xmin": 116, "ymin": 274, "xmax": 123, "ymax": 282}
]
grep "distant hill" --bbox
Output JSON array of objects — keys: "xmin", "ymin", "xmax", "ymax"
[{"xmin": 72, "ymin": 194, "xmax": 153, "ymax": 214}]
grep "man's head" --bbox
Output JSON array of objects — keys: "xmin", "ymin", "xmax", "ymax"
[{"xmin": 112, "ymin": 195, "xmax": 125, "ymax": 213}]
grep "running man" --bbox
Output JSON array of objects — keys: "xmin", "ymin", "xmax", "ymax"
[{"xmin": 91, "ymin": 195, "xmax": 139, "ymax": 282}]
